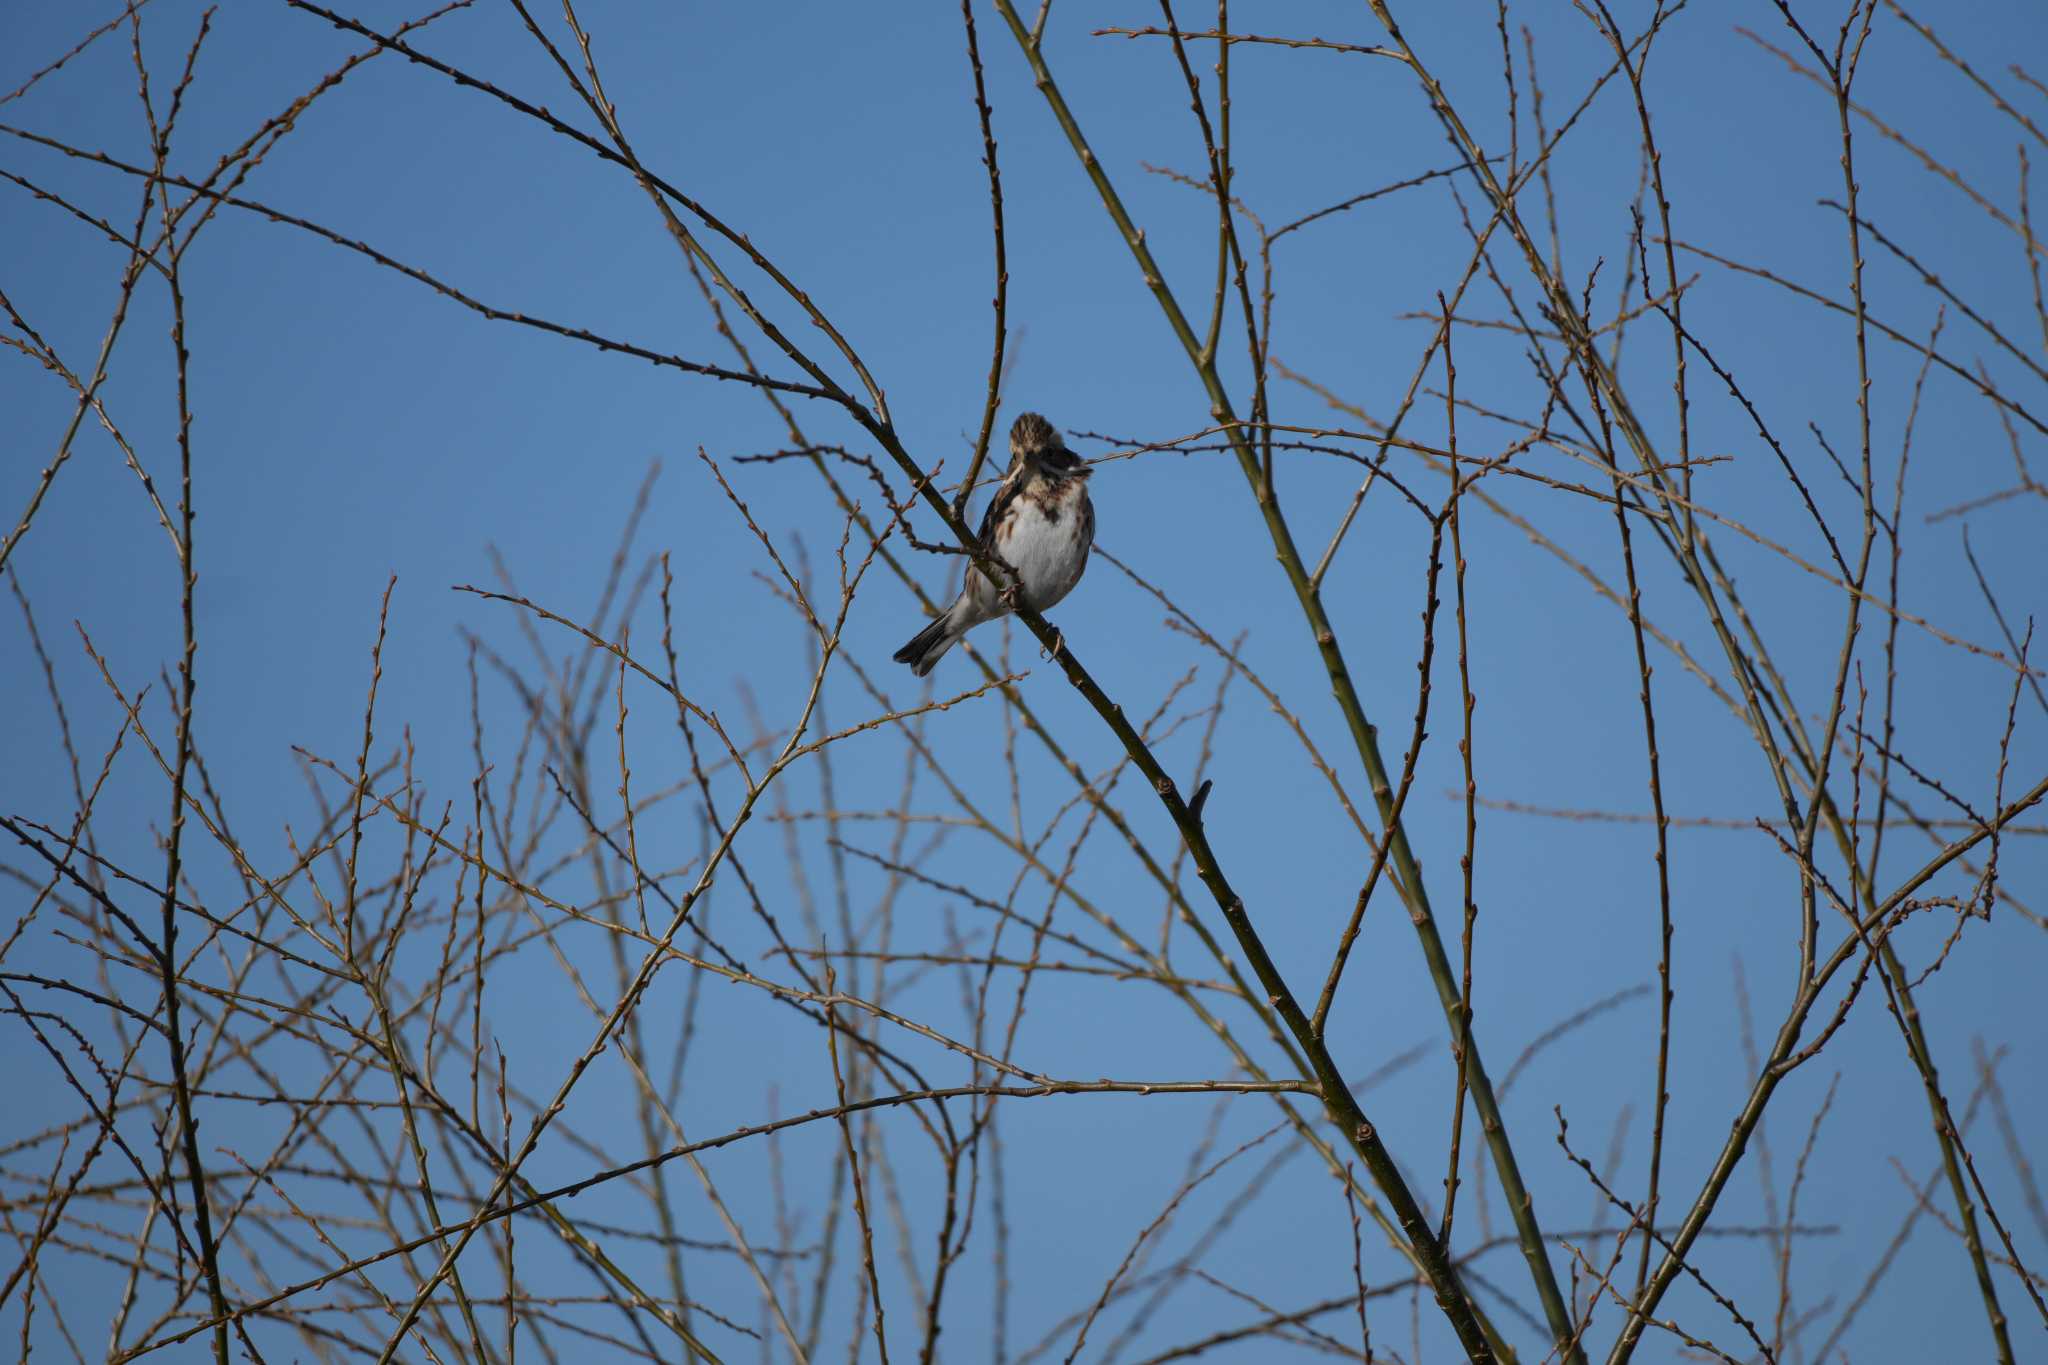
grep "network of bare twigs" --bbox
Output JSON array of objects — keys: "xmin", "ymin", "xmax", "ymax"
[{"xmin": 2, "ymin": 2, "xmax": 2044, "ymax": 1364}]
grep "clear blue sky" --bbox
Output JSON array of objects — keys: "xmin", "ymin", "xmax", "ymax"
[{"xmin": 4, "ymin": 2, "xmax": 2044, "ymax": 1360}]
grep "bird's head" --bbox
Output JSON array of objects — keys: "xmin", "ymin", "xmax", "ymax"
[{"xmin": 1009, "ymin": 411, "xmax": 1089, "ymax": 477}]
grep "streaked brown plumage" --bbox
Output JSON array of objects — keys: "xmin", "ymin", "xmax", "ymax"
[{"xmin": 893, "ymin": 412, "xmax": 1094, "ymax": 677}]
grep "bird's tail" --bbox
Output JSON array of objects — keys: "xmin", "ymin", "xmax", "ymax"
[{"xmin": 892, "ymin": 612, "xmax": 959, "ymax": 678}]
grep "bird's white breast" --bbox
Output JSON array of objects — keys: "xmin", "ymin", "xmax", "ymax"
[{"xmin": 991, "ymin": 487, "xmax": 1092, "ymax": 610}]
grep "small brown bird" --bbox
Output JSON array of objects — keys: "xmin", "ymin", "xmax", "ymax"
[{"xmin": 893, "ymin": 412, "xmax": 1095, "ymax": 677}]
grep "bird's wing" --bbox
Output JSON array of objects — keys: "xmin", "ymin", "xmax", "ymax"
[{"xmin": 974, "ymin": 471, "xmax": 1021, "ymax": 556}]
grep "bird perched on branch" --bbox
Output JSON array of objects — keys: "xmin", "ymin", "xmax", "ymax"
[{"xmin": 893, "ymin": 411, "xmax": 1094, "ymax": 677}]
